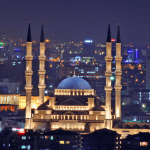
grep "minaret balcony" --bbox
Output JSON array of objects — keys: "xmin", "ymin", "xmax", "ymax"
[
  {"xmin": 104, "ymin": 86, "xmax": 113, "ymax": 91},
  {"xmin": 39, "ymin": 56, "xmax": 46, "ymax": 61},
  {"xmin": 25, "ymin": 71, "xmax": 33, "ymax": 76},
  {"xmin": 25, "ymin": 85, "xmax": 33, "ymax": 90},
  {"xmin": 115, "ymin": 71, "xmax": 122, "ymax": 76},
  {"xmin": 105, "ymin": 56, "xmax": 113, "ymax": 61},
  {"xmin": 25, "ymin": 56, "xmax": 33, "ymax": 60},
  {"xmin": 115, "ymin": 57, "xmax": 122, "ymax": 61},
  {"xmin": 114, "ymin": 85, "xmax": 122, "ymax": 90},
  {"xmin": 38, "ymin": 70, "xmax": 46, "ymax": 74},
  {"xmin": 38, "ymin": 84, "xmax": 46, "ymax": 88},
  {"xmin": 105, "ymin": 71, "xmax": 112, "ymax": 76}
]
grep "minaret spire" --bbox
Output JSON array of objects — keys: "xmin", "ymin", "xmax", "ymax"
[
  {"xmin": 40, "ymin": 22, "xmax": 44, "ymax": 42},
  {"xmin": 27, "ymin": 20, "xmax": 32, "ymax": 42},
  {"xmin": 116, "ymin": 23, "xmax": 121, "ymax": 43},
  {"xmin": 107, "ymin": 22, "xmax": 111, "ymax": 42}
]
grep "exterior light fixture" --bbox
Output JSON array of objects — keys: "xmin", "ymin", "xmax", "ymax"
[{"xmin": 110, "ymin": 75, "xmax": 115, "ymax": 81}]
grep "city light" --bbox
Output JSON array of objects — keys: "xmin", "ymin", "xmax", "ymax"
[
  {"xmin": 84, "ymin": 40, "xmax": 93, "ymax": 43},
  {"xmin": 45, "ymin": 39, "xmax": 50, "ymax": 42},
  {"xmin": 45, "ymin": 90, "xmax": 48, "ymax": 94},
  {"xmin": 110, "ymin": 75, "xmax": 115, "ymax": 81},
  {"xmin": 140, "ymin": 142, "xmax": 148, "ymax": 146},
  {"xmin": 0, "ymin": 42, "xmax": 3, "ymax": 46},
  {"xmin": 111, "ymin": 39, "xmax": 115, "ymax": 42},
  {"xmin": 18, "ymin": 129, "xmax": 25, "ymax": 134},
  {"xmin": 12, "ymin": 128, "xmax": 24, "ymax": 131},
  {"xmin": 49, "ymin": 85, "xmax": 52, "ymax": 88}
]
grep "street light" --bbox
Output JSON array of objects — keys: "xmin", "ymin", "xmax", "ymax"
[{"xmin": 110, "ymin": 75, "xmax": 115, "ymax": 81}]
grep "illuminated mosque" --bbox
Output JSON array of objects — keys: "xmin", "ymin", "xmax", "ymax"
[{"xmin": 24, "ymin": 22, "xmax": 150, "ymax": 138}]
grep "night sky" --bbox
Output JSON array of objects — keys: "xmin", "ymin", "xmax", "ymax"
[{"xmin": 0, "ymin": 0, "xmax": 150, "ymax": 45}]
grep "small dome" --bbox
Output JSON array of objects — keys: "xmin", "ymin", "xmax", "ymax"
[{"xmin": 57, "ymin": 76, "xmax": 92, "ymax": 89}]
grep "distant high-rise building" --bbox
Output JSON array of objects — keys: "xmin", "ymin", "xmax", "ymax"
[
  {"xmin": 146, "ymin": 50, "xmax": 150, "ymax": 89},
  {"xmin": 8, "ymin": 40, "xmax": 13, "ymax": 58},
  {"xmin": 83, "ymin": 39, "xmax": 95, "ymax": 57}
]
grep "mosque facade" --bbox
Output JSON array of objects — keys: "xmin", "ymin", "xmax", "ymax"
[{"xmin": 32, "ymin": 75, "xmax": 108, "ymax": 132}]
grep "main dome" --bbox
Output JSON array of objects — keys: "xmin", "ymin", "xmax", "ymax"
[{"xmin": 57, "ymin": 76, "xmax": 92, "ymax": 89}]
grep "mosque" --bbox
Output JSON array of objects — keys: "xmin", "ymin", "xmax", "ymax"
[{"xmin": 24, "ymin": 22, "xmax": 150, "ymax": 138}]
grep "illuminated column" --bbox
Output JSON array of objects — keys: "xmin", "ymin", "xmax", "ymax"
[
  {"xmin": 114, "ymin": 24, "xmax": 122, "ymax": 119},
  {"xmin": 25, "ymin": 21, "xmax": 33, "ymax": 129},
  {"xmin": 38, "ymin": 23, "xmax": 46, "ymax": 105},
  {"xmin": 104, "ymin": 23, "xmax": 113, "ymax": 129}
]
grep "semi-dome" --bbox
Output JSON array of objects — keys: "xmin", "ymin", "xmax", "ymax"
[{"xmin": 57, "ymin": 76, "xmax": 92, "ymax": 89}]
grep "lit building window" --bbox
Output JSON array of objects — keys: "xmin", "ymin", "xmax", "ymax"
[
  {"xmin": 40, "ymin": 136, "xmax": 44, "ymax": 139},
  {"xmin": 59, "ymin": 141, "xmax": 65, "ymax": 144},
  {"xmin": 67, "ymin": 124, "xmax": 70, "ymax": 129},
  {"xmin": 66, "ymin": 141, "xmax": 70, "ymax": 144},
  {"xmin": 21, "ymin": 145, "xmax": 26, "ymax": 149},
  {"xmin": 96, "ymin": 125, "xmax": 99, "ymax": 130},
  {"xmin": 140, "ymin": 142, "xmax": 148, "ymax": 146},
  {"xmin": 22, "ymin": 136, "xmax": 26, "ymax": 140},
  {"xmin": 51, "ymin": 136, "xmax": 53, "ymax": 140},
  {"xmin": 89, "ymin": 111, "xmax": 93, "ymax": 115},
  {"xmin": 96, "ymin": 115, "xmax": 98, "ymax": 120},
  {"xmin": 26, "ymin": 145, "xmax": 30, "ymax": 149},
  {"xmin": 41, "ymin": 114, "xmax": 43, "ymax": 119}
]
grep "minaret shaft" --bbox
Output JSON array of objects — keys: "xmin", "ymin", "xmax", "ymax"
[
  {"xmin": 105, "ymin": 42, "xmax": 113, "ymax": 120},
  {"xmin": 114, "ymin": 43, "xmax": 122, "ymax": 118},
  {"xmin": 25, "ymin": 42, "xmax": 33, "ymax": 129},
  {"xmin": 38, "ymin": 42, "xmax": 46, "ymax": 105}
]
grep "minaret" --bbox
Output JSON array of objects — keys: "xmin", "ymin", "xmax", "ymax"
[
  {"xmin": 38, "ymin": 22, "xmax": 46, "ymax": 105},
  {"xmin": 25, "ymin": 20, "xmax": 33, "ymax": 129},
  {"xmin": 104, "ymin": 23, "xmax": 113, "ymax": 129},
  {"xmin": 114, "ymin": 23, "xmax": 122, "ymax": 119}
]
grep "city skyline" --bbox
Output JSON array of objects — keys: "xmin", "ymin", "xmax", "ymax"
[
  {"xmin": 1, "ymin": 2, "xmax": 150, "ymax": 148},
  {"xmin": 0, "ymin": 0, "xmax": 150, "ymax": 46}
]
